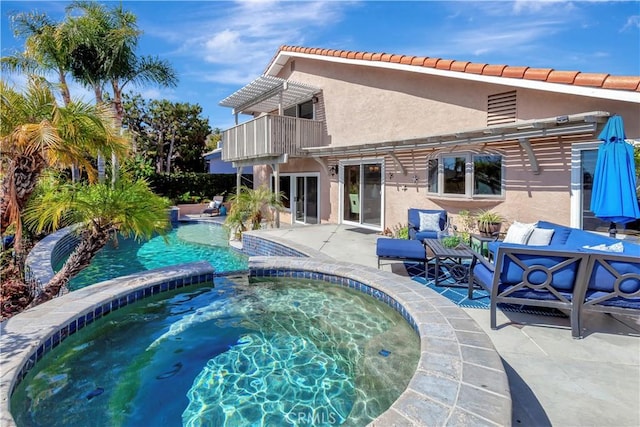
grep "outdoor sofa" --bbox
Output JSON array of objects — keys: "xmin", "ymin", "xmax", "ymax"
[{"xmin": 471, "ymin": 220, "xmax": 640, "ymax": 338}]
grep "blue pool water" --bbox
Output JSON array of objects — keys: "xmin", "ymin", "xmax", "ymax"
[
  {"xmin": 60, "ymin": 222, "xmax": 248, "ymax": 290},
  {"xmin": 11, "ymin": 277, "xmax": 420, "ymax": 426}
]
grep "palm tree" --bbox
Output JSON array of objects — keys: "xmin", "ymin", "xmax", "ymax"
[
  {"xmin": 2, "ymin": 11, "xmax": 73, "ymax": 106},
  {"xmin": 224, "ymin": 186, "xmax": 285, "ymax": 239},
  {"xmin": 65, "ymin": 1, "xmax": 178, "ymax": 182},
  {"xmin": 23, "ymin": 176, "xmax": 171, "ymax": 305},
  {"xmin": 0, "ymin": 77, "xmax": 128, "ymax": 256}
]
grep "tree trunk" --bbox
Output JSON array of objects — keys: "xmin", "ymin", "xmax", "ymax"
[
  {"xmin": 111, "ymin": 80, "xmax": 124, "ymax": 185},
  {"xmin": 1, "ymin": 154, "xmax": 47, "ymax": 259},
  {"xmin": 156, "ymin": 131, "xmax": 165, "ymax": 173},
  {"xmin": 30, "ymin": 226, "xmax": 113, "ymax": 306},
  {"xmin": 166, "ymin": 127, "xmax": 175, "ymax": 174},
  {"xmin": 94, "ymin": 85, "xmax": 107, "ymax": 183},
  {"xmin": 58, "ymin": 68, "xmax": 71, "ymax": 107}
]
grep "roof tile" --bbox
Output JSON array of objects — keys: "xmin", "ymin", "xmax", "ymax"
[
  {"xmin": 524, "ymin": 68, "xmax": 554, "ymax": 81},
  {"xmin": 450, "ymin": 61, "xmax": 470, "ymax": 72},
  {"xmin": 573, "ymin": 73, "xmax": 609, "ymax": 87},
  {"xmin": 547, "ymin": 70, "xmax": 580, "ymax": 84},
  {"xmin": 436, "ymin": 59, "xmax": 455, "ymax": 70},
  {"xmin": 410, "ymin": 56, "xmax": 428, "ymax": 66},
  {"xmin": 466, "ymin": 63, "xmax": 487, "ymax": 74},
  {"xmin": 483, "ymin": 64, "xmax": 507, "ymax": 76},
  {"xmin": 602, "ymin": 76, "xmax": 640, "ymax": 91},
  {"xmin": 424, "ymin": 57, "xmax": 440, "ymax": 68},
  {"xmin": 273, "ymin": 45, "xmax": 639, "ymax": 92},
  {"xmin": 400, "ymin": 56, "xmax": 414, "ymax": 65},
  {"xmin": 502, "ymin": 66, "xmax": 528, "ymax": 79}
]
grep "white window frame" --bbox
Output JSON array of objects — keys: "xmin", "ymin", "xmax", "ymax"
[
  {"xmin": 271, "ymin": 172, "xmax": 321, "ymax": 224},
  {"xmin": 426, "ymin": 151, "xmax": 505, "ymax": 199},
  {"xmin": 338, "ymin": 158, "xmax": 385, "ymax": 230},
  {"xmin": 570, "ymin": 141, "xmax": 600, "ymax": 229}
]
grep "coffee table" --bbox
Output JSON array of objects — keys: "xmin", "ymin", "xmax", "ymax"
[{"xmin": 424, "ymin": 239, "xmax": 477, "ymax": 287}]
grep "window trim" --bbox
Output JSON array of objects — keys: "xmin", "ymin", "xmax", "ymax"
[{"xmin": 426, "ymin": 151, "xmax": 505, "ymax": 200}]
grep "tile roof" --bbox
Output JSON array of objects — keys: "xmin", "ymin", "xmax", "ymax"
[{"xmin": 270, "ymin": 45, "xmax": 640, "ymax": 93}]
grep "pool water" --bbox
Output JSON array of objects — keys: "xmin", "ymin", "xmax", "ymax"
[
  {"xmin": 11, "ymin": 277, "xmax": 420, "ymax": 426},
  {"xmin": 59, "ymin": 223, "xmax": 249, "ymax": 290}
]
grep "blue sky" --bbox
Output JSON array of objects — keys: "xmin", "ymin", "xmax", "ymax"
[{"xmin": 2, "ymin": 0, "xmax": 639, "ymax": 131}]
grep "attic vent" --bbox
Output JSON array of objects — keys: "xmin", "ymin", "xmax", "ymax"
[{"xmin": 487, "ymin": 91, "xmax": 517, "ymax": 126}]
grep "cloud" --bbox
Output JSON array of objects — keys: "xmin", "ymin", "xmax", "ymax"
[
  {"xmin": 621, "ymin": 15, "xmax": 640, "ymax": 31},
  {"xmin": 427, "ymin": 20, "xmax": 564, "ymax": 60},
  {"xmin": 143, "ymin": 1, "xmax": 355, "ymax": 83}
]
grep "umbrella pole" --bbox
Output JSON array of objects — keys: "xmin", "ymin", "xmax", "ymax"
[{"xmin": 608, "ymin": 221, "xmax": 617, "ymax": 238}]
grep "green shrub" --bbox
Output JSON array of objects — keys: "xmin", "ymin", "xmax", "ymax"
[{"xmin": 146, "ymin": 173, "xmax": 252, "ymax": 204}]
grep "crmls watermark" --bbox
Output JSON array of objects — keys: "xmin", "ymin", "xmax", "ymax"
[{"xmin": 286, "ymin": 410, "xmax": 339, "ymax": 425}]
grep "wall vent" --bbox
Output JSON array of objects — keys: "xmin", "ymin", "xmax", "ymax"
[{"xmin": 487, "ymin": 91, "xmax": 517, "ymax": 126}]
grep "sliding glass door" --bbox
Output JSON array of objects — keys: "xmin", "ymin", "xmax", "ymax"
[
  {"xmin": 342, "ymin": 162, "xmax": 382, "ymax": 228},
  {"xmin": 295, "ymin": 176, "xmax": 318, "ymax": 224}
]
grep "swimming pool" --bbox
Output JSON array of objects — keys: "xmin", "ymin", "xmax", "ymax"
[
  {"xmin": 10, "ymin": 276, "xmax": 420, "ymax": 426},
  {"xmin": 60, "ymin": 222, "xmax": 248, "ymax": 290}
]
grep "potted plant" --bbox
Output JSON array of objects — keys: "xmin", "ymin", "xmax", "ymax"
[
  {"xmin": 475, "ymin": 209, "xmax": 504, "ymax": 236},
  {"xmin": 224, "ymin": 186, "xmax": 285, "ymax": 240}
]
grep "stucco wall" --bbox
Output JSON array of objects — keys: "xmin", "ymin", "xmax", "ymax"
[{"xmin": 254, "ymin": 56, "xmax": 638, "ymax": 231}]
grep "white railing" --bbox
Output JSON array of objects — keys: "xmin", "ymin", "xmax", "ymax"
[{"xmin": 222, "ymin": 115, "xmax": 324, "ymax": 162}]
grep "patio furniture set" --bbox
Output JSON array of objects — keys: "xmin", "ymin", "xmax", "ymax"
[{"xmin": 376, "ymin": 208, "xmax": 640, "ymax": 339}]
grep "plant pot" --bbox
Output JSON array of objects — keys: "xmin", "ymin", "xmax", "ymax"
[{"xmin": 478, "ymin": 221, "xmax": 502, "ymax": 236}]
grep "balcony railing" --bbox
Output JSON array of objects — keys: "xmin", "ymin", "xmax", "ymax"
[{"xmin": 222, "ymin": 115, "xmax": 325, "ymax": 162}]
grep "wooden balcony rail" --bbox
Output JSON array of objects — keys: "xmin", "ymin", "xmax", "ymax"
[{"xmin": 222, "ymin": 115, "xmax": 324, "ymax": 162}]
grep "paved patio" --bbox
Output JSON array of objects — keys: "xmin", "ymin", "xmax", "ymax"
[{"xmin": 246, "ymin": 222, "xmax": 640, "ymax": 427}]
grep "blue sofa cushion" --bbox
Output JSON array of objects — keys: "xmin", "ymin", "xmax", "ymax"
[
  {"xmin": 536, "ymin": 221, "xmax": 573, "ymax": 246},
  {"xmin": 376, "ymin": 238, "xmax": 426, "ymax": 260},
  {"xmin": 413, "ymin": 230, "xmax": 440, "ymax": 241},
  {"xmin": 587, "ymin": 258, "xmax": 640, "ymax": 294},
  {"xmin": 583, "ymin": 290, "xmax": 640, "ymax": 309},
  {"xmin": 498, "ymin": 252, "xmax": 581, "ymax": 291}
]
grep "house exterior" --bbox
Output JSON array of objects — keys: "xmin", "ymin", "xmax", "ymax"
[
  {"xmin": 218, "ymin": 45, "xmax": 640, "ymax": 237},
  {"xmin": 203, "ymin": 142, "xmax": 253, "ymax": 175}
]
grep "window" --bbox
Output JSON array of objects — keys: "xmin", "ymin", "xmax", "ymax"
[
  {"xmin": 427, "ymin": 152, "xmax": 503, "ymax": 198},
  {"xmin": 270, "ymin": 175, "xmax": 291, "ymax": 209},
  {"xmin": 283, "ymin": 100, "xmax": 314, "ymax": 119}
]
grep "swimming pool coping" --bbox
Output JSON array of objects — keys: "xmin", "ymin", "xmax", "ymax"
[{"xmin": 4, "ymin": 225, "xmax": 512, "ymax": 426}]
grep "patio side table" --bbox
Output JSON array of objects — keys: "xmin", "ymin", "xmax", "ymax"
[
  {"xmin": 424, "ymin": 239, "xmax": 477, "ymax": 288},
  {"xmin": 469, "ymin": 233, "xmax": 497, "ymax": 259}
]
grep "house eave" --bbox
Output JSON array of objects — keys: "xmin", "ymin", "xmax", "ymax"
[
  {"xmin": 303, "ymin": 111, "xmax": 609, "ymax": 157},
  {"xmin": 266, "ymin": 51, "xmax": 640, "ymax": 103}
]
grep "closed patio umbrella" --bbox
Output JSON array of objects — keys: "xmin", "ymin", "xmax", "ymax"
[{"xmin": 589, "ymin": 115, "xmax": 640, "ymax": 237}]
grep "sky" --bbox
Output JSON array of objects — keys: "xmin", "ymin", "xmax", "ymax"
[{"xmin": 2, "ymin": 0, "xmax": 639, "ymax": 131}]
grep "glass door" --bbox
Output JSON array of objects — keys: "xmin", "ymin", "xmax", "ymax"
[
  {"xmin": 342, "ymin": 162, "xmax": 382, "ymax": 228},
  {"xmin": 362, "ymin": 163, "xmax": 381, "ymax": 226},
  {"xmin": 294, "ymin": 176, "xmax": 319, "ymax": 224}
]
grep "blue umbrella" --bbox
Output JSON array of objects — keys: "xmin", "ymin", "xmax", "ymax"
[{"xmin": 589, "ymin": 115, "xmax": 640, "ymax": 237}]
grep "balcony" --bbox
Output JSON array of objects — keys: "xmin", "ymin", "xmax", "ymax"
[{"xmin": 222, "ymin": 115, "xmax": 325, "ymax": 163}]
